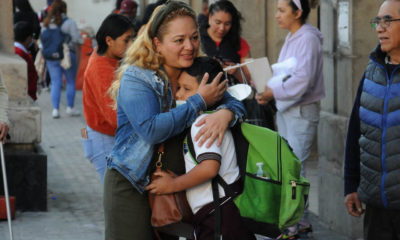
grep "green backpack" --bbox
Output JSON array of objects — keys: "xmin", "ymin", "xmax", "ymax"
[
  {"xmin": 233, "ymin": 122, "xmax": 310, "ymax": 231},
  {"xmin": 187, "ymin": 122, "xmax": 310, "ymax": 235}
]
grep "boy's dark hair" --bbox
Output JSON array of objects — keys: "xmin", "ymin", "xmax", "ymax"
[
  {"xmin": 183, "ymin": 57, "xmax": 223, "ymax": 85},
  {"xmin": 96, "ymin": 14, "xmax": 134, "ymax": 55},
  {"xmin": 14, "ymin": 21, "xmax": 33, "ymax": 42},
  {"xmin": 182, "ymin": 57, "xmax": 224, "ymax": 110}
]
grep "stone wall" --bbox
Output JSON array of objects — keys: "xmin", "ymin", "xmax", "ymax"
[
  {"xmin": 0, "ymin": 0, "xmax": 14, "ymax": 55},
  {"xmin": 317, "ymin": 0, "xmax": 381, "ymax": 238},
  {"xmin": 0, "ymin": 0, "xmax": 41, "ymax": 144}
]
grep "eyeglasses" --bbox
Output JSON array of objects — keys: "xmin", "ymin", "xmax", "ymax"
[{"xmin": 370, "ymin": 17, "xmax": 400, "ymax": 29}]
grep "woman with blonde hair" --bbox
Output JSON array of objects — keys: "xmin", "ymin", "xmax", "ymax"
[{"xmin": 104, "ymin": 1, "xmax": 245, "ymax": 239}]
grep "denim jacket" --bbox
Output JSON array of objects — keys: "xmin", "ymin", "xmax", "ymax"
[{"xmin": 107, "ymin": 65, "xmax": 246, "ymax": 193}]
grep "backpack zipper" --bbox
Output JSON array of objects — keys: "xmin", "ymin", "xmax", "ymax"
[
  {"xmin": 291, "ymin": 180, "xmax": 310, "ymax": 199},
  {"xmin": 291, "ymin": 181, "xmax": 296, "ymax": 199}
]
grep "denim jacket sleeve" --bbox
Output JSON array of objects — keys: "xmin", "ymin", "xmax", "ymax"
[
  {"xmin": 118, "ymin": 70, "xmax": 206, "ymax": 144},
  {"xmin": 215, "ymin": 92, "xmax": 246, "ymax": 126}
]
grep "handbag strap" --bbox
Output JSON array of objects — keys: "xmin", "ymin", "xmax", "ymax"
[
  {"xmin": 155, "ymin": 144, "xmax": 164, "ymax": 168},
  {"xmin": 155, "ymin": 73, "xmax": 169, "ymax": 168},
  {"xmin": 212, "ymin": 178, "xmax": 221, "ymax": 240},
  {"xmin": 187, "ymin": 131, "xmax": 227, "ymax": 240}
]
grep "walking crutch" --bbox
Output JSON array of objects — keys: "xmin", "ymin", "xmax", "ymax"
[{"xmin": 0, "ymin": 143, "xmax": 13, "ymax": 240}]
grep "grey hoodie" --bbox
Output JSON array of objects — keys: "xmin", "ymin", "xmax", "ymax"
[{"xmin": 269, "ymin": 23, "xmax": 325, "ymax": 109}]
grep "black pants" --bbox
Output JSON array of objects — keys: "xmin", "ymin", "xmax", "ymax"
[
  {"xmin": 192, "ymin": 198, "xmax": 255, "ymax": 240},
  {"xmin": 364, "ymin": 204, "xmax": 400, "ymax": 240}
]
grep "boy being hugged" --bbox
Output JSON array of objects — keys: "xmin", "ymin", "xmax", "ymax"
[{"xmin": 146, "ymin": 57, "xmax": 254, "ymax": 240}]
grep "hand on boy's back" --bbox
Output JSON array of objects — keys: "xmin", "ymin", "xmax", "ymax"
[
  {"xmin": 197, "ymin": 72, "xmax": 227, "ymax": 107},
  {"xmin": 146, "ymin": 171, "xmax": 176, "ymax": 194},
  {"xmin": 195, "ymin": 109, "xmax": 233, "ymax": 148}
]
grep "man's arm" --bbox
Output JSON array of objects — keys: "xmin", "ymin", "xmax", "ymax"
[{"xmin": 344, "ymin": 74, "xmax": 365, "ymax": 217}]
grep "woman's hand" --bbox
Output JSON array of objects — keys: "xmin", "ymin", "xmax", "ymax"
[
  {"xmin": 256, "ymin": 86, "xmax": 274, "ymax": 105},
  {"xmin": 195, "ymin": 109, "xmax": 234, "ymax": 148},
  {"xmin": 145, "ymin": 171, "xmax": 176, "ymax": 195},
  {"xmin": 197, "ymin": 72, "xmax": 228, "ymax": 107}
]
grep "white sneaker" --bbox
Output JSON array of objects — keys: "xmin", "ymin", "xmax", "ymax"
[
  {"xmin": 65, "ymin": 107, "xmax": 80, "ymax": 116},
  {"xmin": 52, "ymin": 109, "xmax": 60, "ymax": 119}
]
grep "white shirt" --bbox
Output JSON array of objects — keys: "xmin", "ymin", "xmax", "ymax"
[{"xmin": 184, "ymin": 114, "xmax": 240, "ymax": 214}]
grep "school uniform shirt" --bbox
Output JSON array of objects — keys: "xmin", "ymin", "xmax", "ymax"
[
  {"xmin": 14, "ymin": 42, "xmax": 38, "ymax": 101},
  {"xmin": 184, "ymin": 114, "xmax": 240, "ymax": 214}
]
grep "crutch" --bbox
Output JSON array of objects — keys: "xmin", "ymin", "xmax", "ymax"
[{"xmin": 0, "ymin": 143, "xmax": 13, "ymax": 240}]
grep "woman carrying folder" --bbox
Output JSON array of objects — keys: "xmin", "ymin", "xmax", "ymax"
[{"xmin": 256, "ymin": 0, "xmax": 324, "ymax": 238}]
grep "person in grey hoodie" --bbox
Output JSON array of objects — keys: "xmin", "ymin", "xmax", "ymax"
[{"xmin": 256, "ymin": 0, "xmax": 324, "ymax": 238}]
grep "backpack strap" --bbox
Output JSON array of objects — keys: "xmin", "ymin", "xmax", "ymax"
[
  {"xmin": 187, "ymin": 132, "xmax": 240, "ymax": 240},
  {"xmin": 211, "ymin": 178, "xmax": 221, "ymax": 240},
  {"xmin": 186, "ymin": 132, "xmax": 222, "ymax": 240}
]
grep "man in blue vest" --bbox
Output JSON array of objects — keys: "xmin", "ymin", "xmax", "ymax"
[{"xmin": 344, "ymin": 0, "xmax": 400, "ymax": 239}]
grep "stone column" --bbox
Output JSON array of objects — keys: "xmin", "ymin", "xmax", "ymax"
[
  {"xmin": 0, "ymin": 0, "xmax": 14, "ymax": 55},
  {"xmin": 317, "ymin": 0, "xmax": 380, "ymax": 238},
  {"xmin": 0, "ymin": 0, "xmax": 46, "ymax": 211},
  {"xmin": 0, "ymin": 0, "xmax": 41, "ymax": 146}
]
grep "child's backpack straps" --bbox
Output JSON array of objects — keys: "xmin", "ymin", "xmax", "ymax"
[{"xmin": 186, "ymin": 132, "xmax": 230, "ymax": 240}]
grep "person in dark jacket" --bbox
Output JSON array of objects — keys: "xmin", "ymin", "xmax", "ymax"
[
  {"xmin": 13, "ymin": 0, "xmax": 41, "ymax": 60},
  {"xmin": 197, "ymin": 0, "xmax": 208, "ymax": 29},
  {"xmin": 141, "ymin": 0, "xmax": 167, "ymax": 25},
  {"xmin": 200, "ymin": 0, "xmax": 250, "ymax": 84},
  {"xmin": 14, "ymin": 21, "xmax": 38, "ymax": 101},
  {"xmin": 344, "ymin": 1, "xmax": 400, "ymax": 239}
]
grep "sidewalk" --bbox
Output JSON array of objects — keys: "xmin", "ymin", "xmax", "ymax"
[
  {"xmin": 0, "ymin": 89, "xmax": 352, "ymax": 240},
  {"xmin": 0, "ymin": 89, "xmax": 103, "ymax": 240}
]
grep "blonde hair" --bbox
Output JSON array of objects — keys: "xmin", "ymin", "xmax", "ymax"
[{"xmin": 109, "ymin": 4, "xmax": 199, "ymax": 105}]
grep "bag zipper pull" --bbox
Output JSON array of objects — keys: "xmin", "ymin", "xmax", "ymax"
[{"xmin": 291, "ymin": 181, "xmax": 296, "ymax": 199}]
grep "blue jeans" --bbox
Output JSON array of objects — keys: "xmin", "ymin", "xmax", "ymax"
[
  {"xmin": 46, "ymin": 52, "xmax": 77, "ymax": 109},
  {"xmin": 81, "ymin": 126, "xmax": 115, "ymax": 183}
]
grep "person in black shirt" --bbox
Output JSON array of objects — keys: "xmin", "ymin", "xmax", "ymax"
[{"xmin": 13, "ymin": 0, "xmax": 41, "ymax": 60}]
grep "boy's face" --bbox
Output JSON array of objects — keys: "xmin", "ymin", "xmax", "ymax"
[{"xmin": 176, "ymin": 71, "xmax": 199, "ymax": 101}]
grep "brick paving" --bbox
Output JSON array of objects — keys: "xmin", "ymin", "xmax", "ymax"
[{"xmin": 0, "ymin": 89, "xmax": 353, "ymax": 240}]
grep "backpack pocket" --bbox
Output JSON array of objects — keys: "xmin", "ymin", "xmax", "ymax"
[
  {"xmin": 279, "ymin": 179, "xmax": 310, "ymax": 230},
  {"xmin": 234, "ymin": 173, "xmax": 282, "ymax": 225}
]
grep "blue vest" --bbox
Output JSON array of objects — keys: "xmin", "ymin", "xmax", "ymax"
[{"xmin": 358, "ymin": 48, "xmax": 400, "ymax": 209}]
